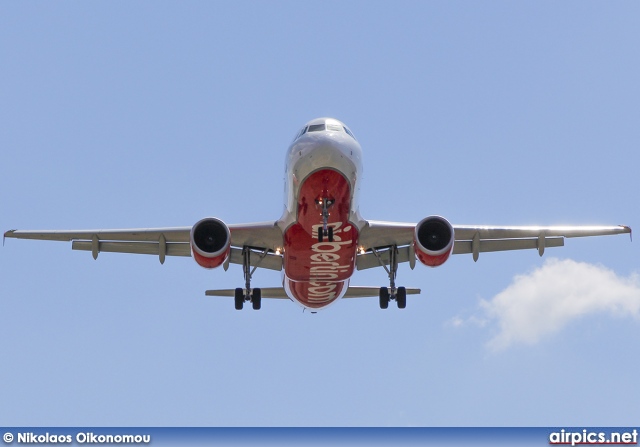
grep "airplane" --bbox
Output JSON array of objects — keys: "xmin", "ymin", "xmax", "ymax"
[{"xmin": 4, "ymin": 117, "xmax": 632, "ymax": 312}]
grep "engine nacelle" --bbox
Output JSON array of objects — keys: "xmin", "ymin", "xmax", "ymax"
[
  {"xmin": 190, "ymin": 217, "xmax": 231, "ymax": 269},
  {"xmin": 413, "ymin": 215, "xmax": 455, "ymax": 267}
]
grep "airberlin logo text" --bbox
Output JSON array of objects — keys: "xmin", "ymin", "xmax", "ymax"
[
  {"xmin": 307, "ymin": 222, "xmax": 356, "ymax": 303},
  {"xmin": 11, "ymin": 432, "xmax": 151, "ymax": 444}
]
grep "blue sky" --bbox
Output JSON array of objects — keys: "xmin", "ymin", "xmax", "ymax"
[{"xmin": 1, "ymin": 2, "xmax": 638, "ymax": 426}]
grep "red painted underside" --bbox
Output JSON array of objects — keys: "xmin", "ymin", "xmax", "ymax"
[
  {"xmin": 284, "ymin": 278, "xmax": 349, "ymax": 309},
  {"xmin": 414, "ymin": 247, "xmax": 452, "ymax": 267},
  {"xmin": 283, "ymin": 168, "xmax": 358, "ymax": 308},
  {"xmin": 191, "ymin": 245, "xmax": 230, "ymax": 269}
]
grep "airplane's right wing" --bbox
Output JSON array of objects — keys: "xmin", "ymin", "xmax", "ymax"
[{"xmin": 4, "ymin": 220, "xmax": 285, "ymax": 271}]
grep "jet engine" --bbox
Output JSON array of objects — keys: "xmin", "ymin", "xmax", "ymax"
[
  {"xmin": 190, "ymin": 217, "xmax": 231, "ymax": 269},
  {"xmin": 413, "ymin": 215, "xmax": 455, "ymax": 267}
]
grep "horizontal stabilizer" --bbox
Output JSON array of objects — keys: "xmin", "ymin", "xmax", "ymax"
[
  {"xmin": 205, "ymin": 286, "xmax": 421, "ymax": 299},
  {"xmin": 342, "ymin": 286, "xmax": 421, "ymax": 298},
  {"xmin": 205, "ymin": 288, "xmax": 289, "ymax": 299}
]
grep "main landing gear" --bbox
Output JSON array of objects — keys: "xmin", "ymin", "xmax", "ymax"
[
  {"xmin": 372, "ymin": 245, "xmax": 407, "ymax": 309},
  {"xmin": 234, "ymin": 287, "xmax": 261, "ymax": 310},
  {"xmin": 317, "ymin": 197, "xmax": 335, "ymax": 242},
  {"xmin": 378, "ymin": 286, "xmax": 407, "ymax": 309},
  {"xmin": 234, "ymin": 246, "xmax": 263, "ymax": 310}
]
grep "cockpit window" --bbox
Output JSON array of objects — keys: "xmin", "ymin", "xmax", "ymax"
[
  {"xmin": 293, "ymin": 126, "xmax": 307, "ymax": 142},
  {"xmin": 294, "ymin": 121, "xmax": 357, "ymax": 142},
  {"xmin": 343, "ymin": 126, "xmax": 356, "ymax": 140},
  {"xmin": 307, "ymin": 124, "xmax": 325, "ymax": 132}
]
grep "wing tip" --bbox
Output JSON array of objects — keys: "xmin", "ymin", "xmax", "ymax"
[
  {"xmin": 621, "ymin": 225, "xmax": 632, "ymax": 241},
  {"xmin": 3, "ymin": 229, "xmax": 16, "ymax": 245}
]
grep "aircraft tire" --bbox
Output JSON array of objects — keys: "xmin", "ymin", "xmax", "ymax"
[
  {"xmin": 234, "ymin": 288, "xmax": 244, "ymax": 310},
  {"xmin": 252, "ymin": 288, "xmax": 262, "ymax": 310},
  {"xmin": 379, "ymin": 287, "xmax": 389, "ymax": 309},
  {"xmin": 396, "ymin": 286, "xmax": 407, "ymax": 309}
]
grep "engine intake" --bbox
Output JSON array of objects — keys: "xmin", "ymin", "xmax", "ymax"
[
  {"xmin": 414, "ymin": 215, "xmax": 454, "ymax": 267},
  {"xmin": 190, "ymin": 217, "xmax": 231, "ymax": 269}
]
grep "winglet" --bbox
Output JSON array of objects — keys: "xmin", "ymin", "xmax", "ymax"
[
  {"xmin": 618, "ymin": 225, "xmax": 632, "ymax": 242},
  {"xmin": 3, "ymin": 230, "xmax": 15, "ymax": 247}
]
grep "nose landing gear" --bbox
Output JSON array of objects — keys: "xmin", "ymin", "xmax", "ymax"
[{"xmin": 317, "ymin": 198, "xmax": 335, "ymax": 243}]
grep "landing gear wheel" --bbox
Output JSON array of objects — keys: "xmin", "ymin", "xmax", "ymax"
[
  {"xmin": 252, "ymin": 288, "xmax": 262, "ymax": 310},
  {"xmin": 379, "ymin": 287, "xmax": 389, "ymax": 309},
  {"xmin": 318, "ymin": 198, "xmax": 335, "ymax": 243},
  {"xmin": 234, "ymin": 288, "xmax": 244, "ymax": 310},
  {"xmin": 396, "ymin": 286, "xmax": 407, "ymax": 309}
]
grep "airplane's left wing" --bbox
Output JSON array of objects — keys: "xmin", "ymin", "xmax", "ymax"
[
  {"xmin": 451, "ymin": 224, "xmax": 632, "ymax": 261},
  {"xmin": 356, "ymin": 220, "xmax": 631, "ymax": 269},
  {"xmin": 4, "ymin": 221, "xmax": 284, "ymax": 270}
]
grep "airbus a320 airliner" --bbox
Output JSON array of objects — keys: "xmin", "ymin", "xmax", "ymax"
[{"xmin": 4, "ymin": 117, "xmax": 631, "ymax": 311}]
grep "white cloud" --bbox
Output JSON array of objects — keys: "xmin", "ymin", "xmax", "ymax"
[{"xmin": 460, "ymin": 258, "xmax": 640, "ymax": 351}]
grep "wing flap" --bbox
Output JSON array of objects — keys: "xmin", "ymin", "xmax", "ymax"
[
  {"xmin": 72, "ymin": 240, "xmax": 191, "ymax": 257},
  {"xmin": 452, "ymin": 236, "xmax": 564, "ymax": 255},
  {"xmin": 356, "ymin": 246, "xmax": 413, "ymax": 271},
  {"xmin": 358, "ymin": 220, "xmax": 414, "ymax": 249},
  {"xmin": 228, "ymin": 247, "xmax": 282, "ymax": 271},
  {"xmin": 229, "ymin": 221, "xmax": 283, "ymax": 251},
  {"xmin": 453, "ymin": 225, "xmax": 631, "ymax": 240},
  {"xmin": 68, "ymin": 239, "xmax": 283, "ymax": 270}
]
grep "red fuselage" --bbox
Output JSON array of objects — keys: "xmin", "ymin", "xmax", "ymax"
[{"xmin": 278, "ymin": 118, "xmax": 363, "ymax": 309}]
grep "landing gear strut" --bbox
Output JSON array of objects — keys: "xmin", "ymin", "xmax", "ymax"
[
  {"xmin": 317, "ymin": 198, "xmax": 335, "ymax": 242},
  {"xmin": 372, "ymin": 245, "xmax": 407, "ymax": 309},
  {"xmin": 234, "ymin": 246, "xmax": 263, "ymax": 310}
]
